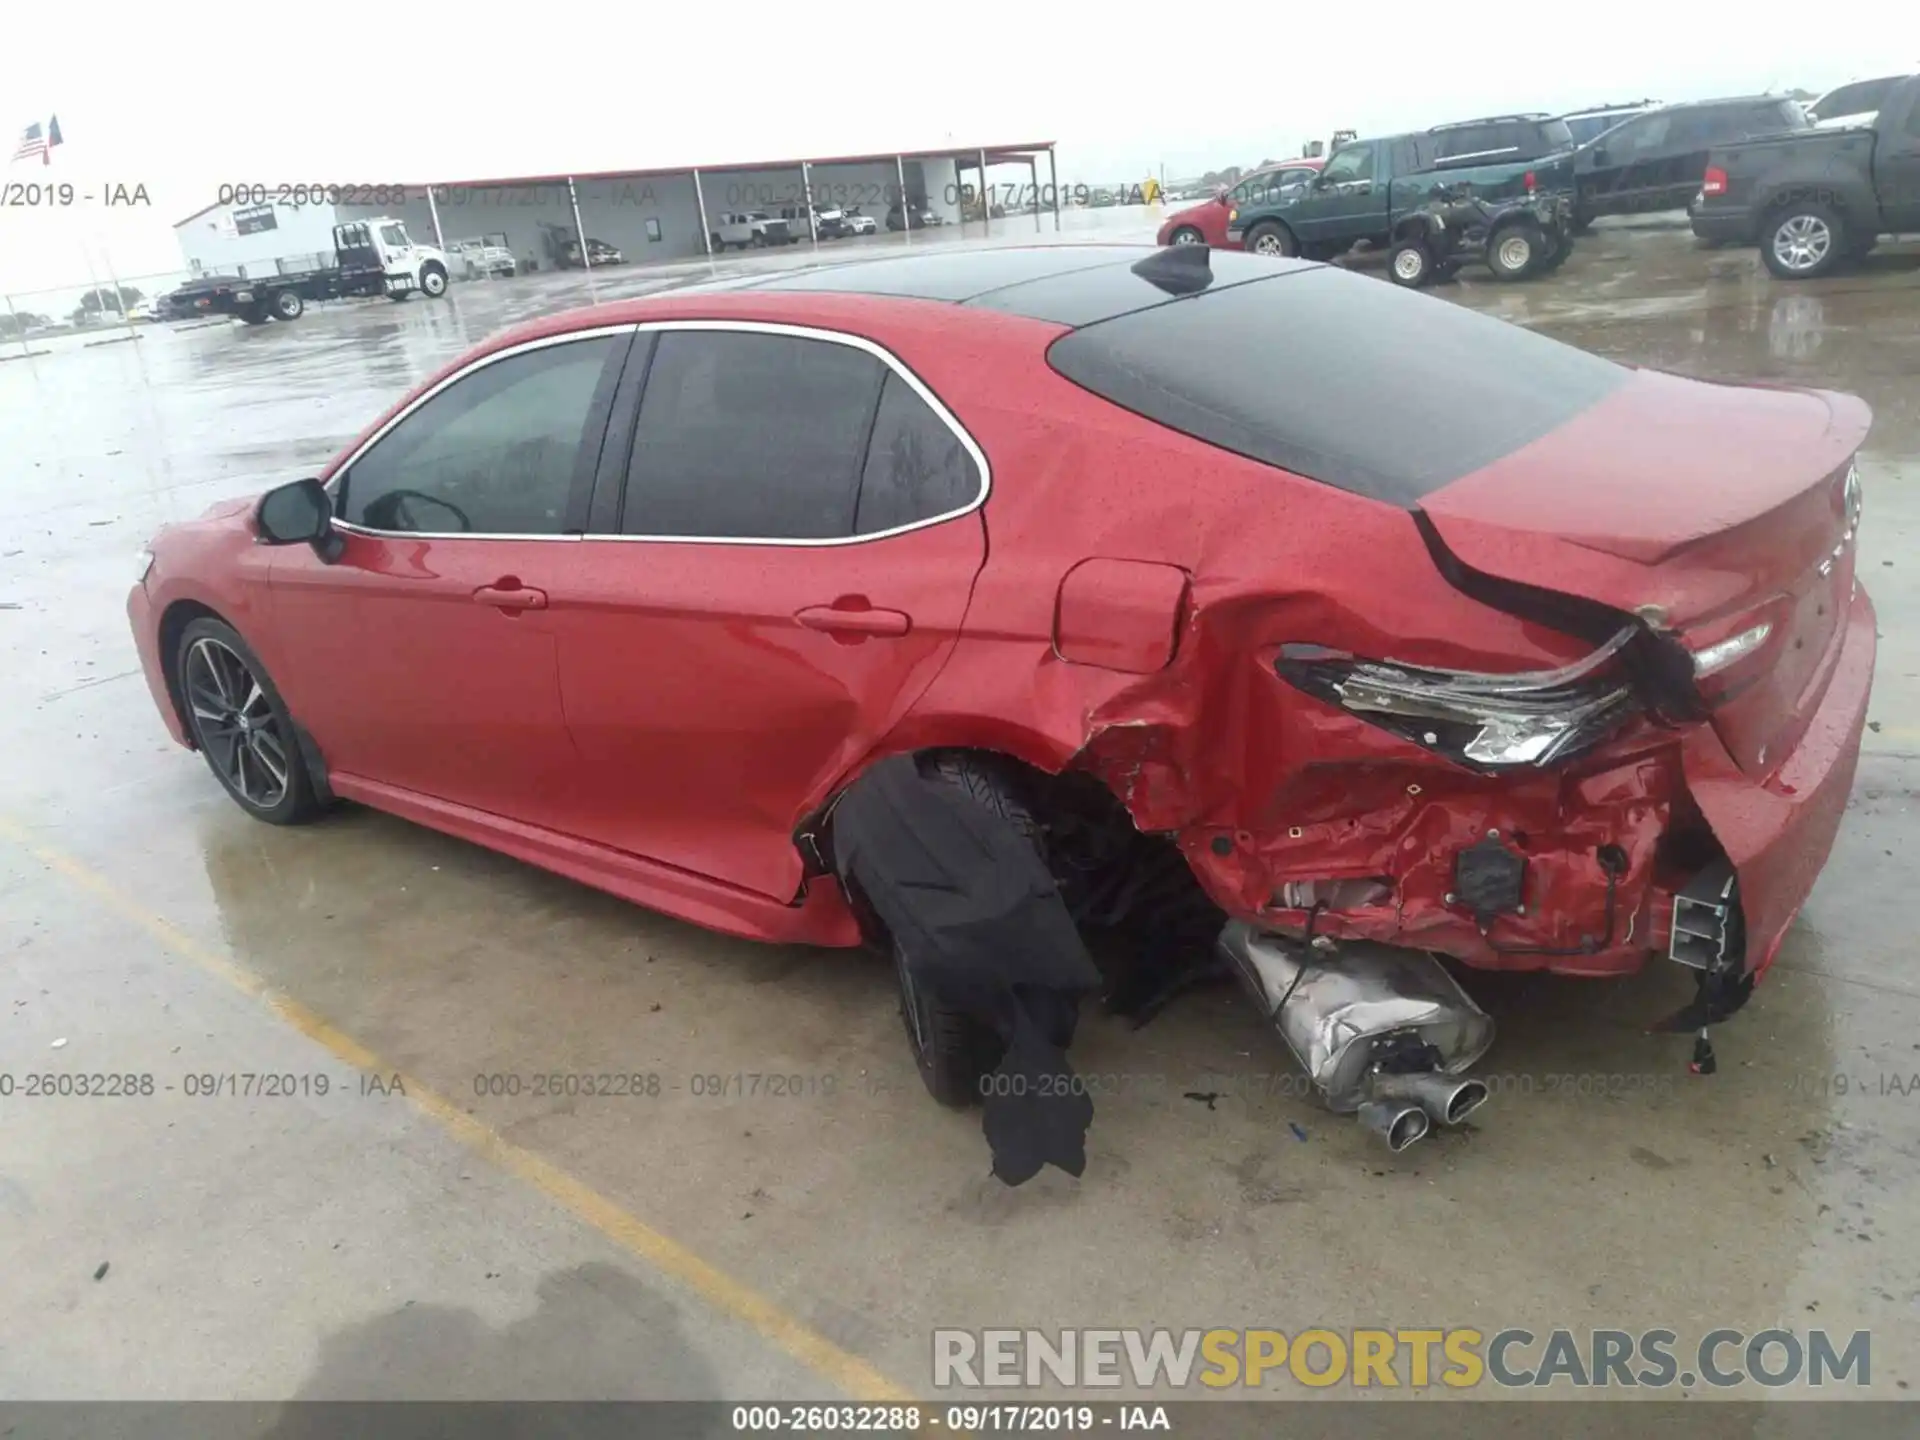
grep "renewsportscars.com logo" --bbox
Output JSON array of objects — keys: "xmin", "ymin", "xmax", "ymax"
[{"xmin": 932, "ymin": 1327, "xmax": 1871, "ymax": 1391}]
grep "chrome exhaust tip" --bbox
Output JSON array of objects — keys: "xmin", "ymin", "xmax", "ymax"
[
  {"xmin": 1373, "ymin": 1070, "xmax": 1491, "ymax": 1127},
  {"xmin": 1357, "ymin": 1098, "xmax": 1431, "ymax": 1153}
]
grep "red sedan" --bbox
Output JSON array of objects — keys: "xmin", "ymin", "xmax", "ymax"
[
  {"xmin": 130, "ymin": 245, "xmax": 1873, "ymax": 1174},
  {"xmin": 1156, "ymin": 159, "xmax": 1323, "ymax": 247}
]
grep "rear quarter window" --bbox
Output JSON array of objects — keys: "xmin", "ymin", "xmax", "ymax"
[{"xmin": 1045, "ymin": 267, "xmax": 1627, "ymax": 506}]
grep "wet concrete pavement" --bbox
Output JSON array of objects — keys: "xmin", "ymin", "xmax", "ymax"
[{"xmin": 3, "ymin": 215, "xmax": 1919, "ymax": 1409}]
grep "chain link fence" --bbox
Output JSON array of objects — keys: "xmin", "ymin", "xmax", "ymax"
[{"xmin": 1, "ymin": 269, "xmax": 202, "ymax": 358}]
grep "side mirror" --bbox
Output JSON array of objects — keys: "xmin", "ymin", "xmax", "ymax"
[{"xmin": 256, "ymin": 477, "xmax": 342, "ymax": 561}]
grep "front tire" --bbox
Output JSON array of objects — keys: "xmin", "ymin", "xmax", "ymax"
[
  {"xmin": 1487, "ymin": 221, "xmax": 1545, "ymax": 280},
  {"xmin": 419, "ymin": 264, "xmax": 449, "ymax": 298},
  {"xmin": 1388, "ymin": 238, "xmax": 1434, "ymax": 287},
  {"xmin": 1168, "ymin": 225, "xmax": 1205, "ymax": 246},
  {"xmin": 1762, "ymin": 202, "xmax": 1845, "ymax": 280},
  {"xmin": 176, "ymin": 618, "xmax": 323, "ymax": 826},
  {"xmin": 1244, "ymin": 221, "xmax": 1296, "ymax": 258}
]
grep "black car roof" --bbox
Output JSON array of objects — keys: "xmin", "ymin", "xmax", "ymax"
[{"xmin": 667, "ymin": 245, "xmax": 1317, "ymax": 327}]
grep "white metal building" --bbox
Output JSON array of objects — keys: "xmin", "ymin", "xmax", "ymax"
[{"xmin": 173, "ymin": 143, "xmax": 1060, "ymax": 279}]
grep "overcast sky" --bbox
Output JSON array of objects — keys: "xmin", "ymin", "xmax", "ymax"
[{"xmin": 0, "ymin": 2, "xmax": 1904, "ymax": 292}]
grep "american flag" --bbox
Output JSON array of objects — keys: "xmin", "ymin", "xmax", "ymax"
[{"xmin": 11, "ymin": 116, "xmax": 62, "ymax": 165}]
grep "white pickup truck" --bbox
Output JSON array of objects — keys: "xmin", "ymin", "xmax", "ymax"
[
  {"xmin": 710, "ymin": 211, "xmax": 799, "ymax": 250},
  {"xmin": 446, "ymin": 237, "xmax": 517, "ymax": 279}
]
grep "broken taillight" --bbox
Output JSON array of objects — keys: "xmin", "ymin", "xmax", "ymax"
[{"xmin": 1276, "ymin": 628, "xmax": 1641, "ymax": 770}]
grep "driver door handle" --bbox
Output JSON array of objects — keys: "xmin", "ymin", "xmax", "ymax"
[
  {"xmin": 795, "ymin": 601, "xmax": 911, "ymax": 639},
  {"xmin": 474, "ymin": 582, "xmax": 547, "ymax": 611}
]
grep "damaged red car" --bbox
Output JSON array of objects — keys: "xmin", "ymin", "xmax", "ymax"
[{"xmin": 128, "ymin": 244, "xmax": 1874, "ymax": 1181}]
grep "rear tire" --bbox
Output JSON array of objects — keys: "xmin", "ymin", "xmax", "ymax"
[
  {"xmin": 889, "ymin": 753, "xmax": 1044, "ymax": 1108},
  {"xmin": 1244, "ymin": 221, "xmax": 1296, "ymax": 258},
  {"xmin": 271, "ymin": 290, "xmax": 304, "ymax": 321},
  {"xmin": 1761, "ymin": 201, "xmax": 1845, "ymax": 280},
  {"xmin": 1487, "ymin": 221, "xmax": 1544, "ymax": 280}
]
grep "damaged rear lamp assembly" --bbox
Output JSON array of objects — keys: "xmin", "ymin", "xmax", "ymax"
[{"xmin": 1277, "ymin": 627, "xmax": 1641, "ymax": 769}]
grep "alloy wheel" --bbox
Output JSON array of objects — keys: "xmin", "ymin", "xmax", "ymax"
[
  {"xmin": 184, "ymin": 637, "xmax": 290, "ymax": 810},
  {"xmin": 1772, "ymin": 215, "xmax": 1830, "ymax": 273}
]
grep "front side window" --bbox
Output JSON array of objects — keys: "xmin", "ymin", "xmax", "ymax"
[
  {"xmin": 622, "ymin": 331, "xmax": 886, "ymax": 540},
  {"xmin": 1617, "ymin": 114, "xmax": 1671, "ymax": 153},
  {"xmin": 379, "ymin": 223, "xmax": 407, "ymax": 247},
  {"xmin": 340, "ymin": 337, "xmax": 618, "ymax": 535}
]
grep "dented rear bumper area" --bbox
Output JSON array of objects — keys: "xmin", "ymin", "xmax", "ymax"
[
  {"xmin": 1680, "ymin": 585, "xmax": 1875, "ymax": 979},
  {"xmin": 1177, "ymin": 587, "xmax": 1875, "ymax": 981}
]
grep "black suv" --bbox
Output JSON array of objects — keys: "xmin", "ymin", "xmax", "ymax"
[{"xmin": 1570, "ymin": 95, "xmax": 1808, "ymax": 227}]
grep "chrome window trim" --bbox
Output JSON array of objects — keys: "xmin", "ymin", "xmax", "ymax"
[{"xmin": 327, "ymin": 318, "xmax": 991, "ymax": 549}]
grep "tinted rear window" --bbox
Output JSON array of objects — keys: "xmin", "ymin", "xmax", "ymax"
[{"xmin": 1045, "ymin": 267, "xmax": 1627, "ymax": 506}]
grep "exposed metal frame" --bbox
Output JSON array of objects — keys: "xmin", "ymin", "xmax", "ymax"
[{"xmin": 325, "ymin": 320, "xmax": 991, "ymax": 550}]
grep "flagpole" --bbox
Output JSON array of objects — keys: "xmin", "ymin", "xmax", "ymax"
[
  {"xmin": 79, "ymin": 238, "xmax": 109, "ymax": 331},
  {"xmin": 101, "ymin": 248, "xmax": 140, "ymax": 343}
]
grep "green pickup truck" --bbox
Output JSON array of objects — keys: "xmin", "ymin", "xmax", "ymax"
[{"xmin": 1225, "ymin": 114, "xmax": 1580, "ymax": 277}]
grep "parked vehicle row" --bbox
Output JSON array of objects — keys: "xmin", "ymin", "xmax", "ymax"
[{"xmin": 1174, "ymin": 76, "xmax": 1911, "ymax": 284}]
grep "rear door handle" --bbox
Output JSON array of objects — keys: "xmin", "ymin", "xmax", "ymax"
[
  {"xmin": 795, "ymin": 602, "xmax": 911, "ymax": 639},
  {"xmin": 474, "ymin": 583, "xmax": 548, "ymax": 611}
]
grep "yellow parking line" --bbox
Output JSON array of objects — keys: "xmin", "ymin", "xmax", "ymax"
[{"xmin": 0, "ymin": 814, "xmax": 913, "ymax": 1404}]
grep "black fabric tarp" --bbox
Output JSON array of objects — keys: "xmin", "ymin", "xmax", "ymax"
[{"xmin": 830, "ymin": 754, "xmax": 1102, "ymax": 1185}]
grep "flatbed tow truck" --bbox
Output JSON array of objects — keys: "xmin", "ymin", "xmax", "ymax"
[{"xmin": 171, "ymin": 217, "xmax": 451, "ymax": 324}]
